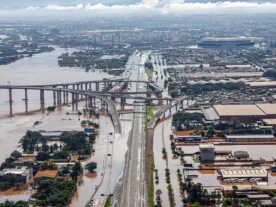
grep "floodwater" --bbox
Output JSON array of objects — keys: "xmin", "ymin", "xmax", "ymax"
[
  {"xmin": 153, "ymin": 117, "xmax": 183, "ymax": 207},
  {"xmin": 0, "ymin": 47, "xmax": 136, "ymax": 204},
  {"xmin": 0, "ymin": 47, "xmax": 112, "ymax": 116}
]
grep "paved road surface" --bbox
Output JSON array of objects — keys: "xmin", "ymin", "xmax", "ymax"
[{"xmin": 117, "ymin": 52, "xmax": 148, "ymax": 207}]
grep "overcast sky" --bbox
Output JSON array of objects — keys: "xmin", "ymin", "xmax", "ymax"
[{"xmin": 1, "ymin": 0, "xmax": 276, "ymax": 19}]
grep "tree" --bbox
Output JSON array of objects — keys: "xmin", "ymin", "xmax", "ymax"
[
  {"xmin": 191, "ymin": 202, "xmax": 201, "ymax": 207},
  {"xmin": 71, "ymin": 162, "xmax": 83, "ymax": 181},
  {"xmin": 179, "ymin": 150, "xmax": 185, "ymax": 161},
  {"xmin": 36, "ymin": 151, "xmax": 50, "ymax": 161},
  {"xmin": 85, "ymin": 162, "xmax": 97, "ymax": 173},
  {"xmin": 53, "ymin": 151, "xmax": 69, "ymax": 159},
  {"xmin": 14, "ymin": 182, "xmax": 24, "ymax": 190},
  {"xmin": 170, "ymin": 90, "xmax": 178, "ymax": 98},
  {"xmin": 10, "ymin": 151, "xmax": 22, "ymax": 159},
  {"xmin": 156, "ymin": 189, "xmax": 162, "ymax": 201},
  {"xmin": 0, "ymin": 200, "xmax": 29, "ymax": 207}
]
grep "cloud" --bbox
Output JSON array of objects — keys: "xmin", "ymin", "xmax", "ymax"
[{"xmin": 4, "ymin": 0, "xmax": 276, "ymax": 17}]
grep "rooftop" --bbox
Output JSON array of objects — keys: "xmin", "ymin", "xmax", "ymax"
[
  {"xmin": 34, "ymin": 170, "xmax": 58, "ymax": 179},
  {"xmin": 199, "ymin": 143, "xmax": 215, "ymax": 149},
  {"xmin": 214, "ymin": 105, "xmax": 266, "ymax": 116},
  {"xmin": 226, "ymin": 134, "xmax": 274, "ymax": 139},
  {"xmin": 257, "ymin": 104, "xmax": 276, "ymax": 115},
  {"xmin": 262, "ymin": 119, "xmax": 276, "ymax": 125},
  {"xmin": 220, "ymin": 168, "xmax": 267, "ymax": 178}
]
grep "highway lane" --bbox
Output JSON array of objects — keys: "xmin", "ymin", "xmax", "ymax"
[{"xmin": 119, "ymin": 52, "xmax": 149, "ymax": 207}]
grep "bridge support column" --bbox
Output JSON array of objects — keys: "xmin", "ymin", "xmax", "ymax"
[
  {"xmin": 175, "ymin": 104, "xmax": 178, "ymax": 112},
  {"xmin": 181, "ymin": 100, "xmax": 184, "ymax": 110},
  {"xmin": 169, "ymin": 100, "xmax": 172, "ymax": 115},
  {"xmin": 57, "ymin": 90, "xmax": 62, "ymax": 110},
  {"xmin": 9, "ymin": 88, "xmax": 13, "ymax": 117},
  {"xmin": 96, "ymin": 83, "xmax": 99, "ymax": 92},
  {"xmin": 71, "ymin": 92, "xmax": 75, "ymax": 111},
  {"xmin": 89, "ymin": 96, "xmax": 92, "ymax": 108},
  {"xmin": 104, "ymin": 82, "xmax": 107, "ymax": 90},
  {"xmin": 80, "ymin": 84, "xmax": 83, "ymax": 99},
  {"xmin": 63, "ymin": 86, "xmax": 66, "ymax": 105},
  {"xmin": 25, "ymin": 89, "xmax": 28, "ymax": 114},
  {"xmin": 53, "ymin": 91, "xmax": 56, "ymax": 107},
  {"xmin": 166, "ymin": 100, "xmax": 169, "ymax": 105},
  {"xmin": 120, "ymin": 98, "xmax": 125, "ymax": 110},
  {"xmin": 85, "ymin": 95, "xmax": 88, "ymax": 110},
  {"xmin": 40, "ymin": 89, "xmax": 45, "ymax": 113},
  {"xmin": 89, "ymin": 83, "xmax": 92, "ymax": 91},
  {"xmin": 66, "ymin": 86, "xmax": 69, "ymax": 104},
  {"xmin": 75, "ymin": 94, "xmax": 78, "ymax": 111}
]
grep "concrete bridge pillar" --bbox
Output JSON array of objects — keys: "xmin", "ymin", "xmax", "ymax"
[
  {"xmin": 9, "ymin": 88, "xmax": 12, "ymax": 117},
  {"xmin": 53, "ymin": 91, "xmax": 56, "ymax": 107},
  {"xmin": 181, "ymin": 100, "xmax": 184, "ymax": 110},
  {"xmin": 89, "ymin": 96, "xmax": 92, "ymax": 108},
  {"xmin": 80, "ymin": 84, "xmax": 83, "ymax": 99},
  {"xmin": 66, "ymin": 86, "xmax": 69, "ymax": 103},
  {"xmin": 166, "ymin": 100, "xmax": 169, "ymax": 105},
  {"xmin": 169, "ymin": 100, "xmax": 172, "ymax": 115},
  {"xmin": 85, "ymin": 83, "xmax": 88, "ymax": 91},
  {"xmin": 75, "ymin": 93, "xmax": 78, "ymax": 111},
  {"xmin": 100, "ymin": 100, "xmax": 103, "ymax": 110},
  {"xmin": 146, "ymin": 92, "xmax": 151, "ymax": 98},
  {"xmin": 175, "ymin": 104, "xmax": 178, "ymax": 112},
  {"xmin": 96, "ymin": 83, "xmax": 100, "ymax": 92},
  {"xmin": 120, "ymin": 98, "xmax": 125, "ymax": 110},
  {"xmin": 40, "ymin": 89, "xmax": 45, "ymax": 113},
  {"xmin": 57, "ymin": 89, "xmax": 62, "ymax": 110},
  {"xmin": 73, "ymin": 85, "xmax": 75, "ymax": 90},
  {"xmin": 63, "ymin": 86, "xmax": 66, "ymax": 104},
  {"xmin": 25, "ymin": 89, "xmax": 28, "ymax": 114},
  {"xmin": 71, "ymin": 92, "xmax": 75, "ymax": 111},
  {"xmin": 89, "ymin": 83, "xmax": 92, "ymax": 91},
  {"xmin": 85, "ymin": 95, "xmax": 88, "ymax": 109}
]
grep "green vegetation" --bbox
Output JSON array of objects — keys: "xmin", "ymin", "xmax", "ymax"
[
  {"xmin": 47, "ymin": 106, "xmax": 56, "ymax": 111},
  {"xmin": 145, "ymin": 69, "xmax": 153, "ymax": 81},
  {"xmin": 181, "ymin": 83, "xmax": 241, "ymax": 94},
  {"xmin": 145, "ymin": 62, "xmax": 153, "ymax": 69},
  {"xmin": 32, "ymin": 179, "xmax": 76, "ymax": 207},
  {"xmin": 21, "ymin": 130, "xmax": 43, "ymax": 153},
  {"xmin": 146, "ymin": 106, "xmax": 154, "ymax": 117},
  {"xmin": 81, "ymin": 120, "xmax": 99, "ymax": 127},
  {"xmin": 85, "ymin": 162, "xmax": 97, "ymax": 173},
  {"xmin": 149, "ymin": 154, "xmax": 155, "ymax": 207},
  {"xmin": 172, "ymin": 112, "xmax": 203, "ymax": 131},
  {"xmin": 0, "ymin": 200, "xmax": 29, "ymax": 207},
  {"xmin": 170, "ymin": 90, "xmax": 179, "ymax": 98},
  {"xmin": 0, "ymin": 174, "xmax": 24, "ymax": 191},
  {"xmin": 60, "ymin": 131, "xmax": 95, "ymax": 155},
  {"xmin": 40, "ymin": 161, "xmax": 58, "ymax": 170},
  {"xmin": 192, "ymin": 155, "xmax": 200, "ymax": 163},
  {"xmin": 104, "ymin": 195, "xmax": 112, "ymax": 207}
]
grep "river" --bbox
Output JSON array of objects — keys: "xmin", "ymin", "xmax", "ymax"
[{"xmin": 0, "ymin": 47, "xmax": 112, "ymax": 117}]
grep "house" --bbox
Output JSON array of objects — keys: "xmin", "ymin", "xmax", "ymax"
[
  {"xmin": 257, "ymin": 200, "xmax": 274, "ymax": 207},
  {"xmin": 0, "ymin": 166, "xmax": 33, "ymax": 183},
  {"xmin": 33, "ymin": 170, "xmax": 58, "ymax": 185}
]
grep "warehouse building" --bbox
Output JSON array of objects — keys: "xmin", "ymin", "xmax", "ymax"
[
  {"xmin": 226, "ymin": 134, "xmax": 274, "ymax": 142},
  {"xmin": 220, "ymin": 168, "xmax": 268, "ymax": 179},
  {"xmin": 201, "ymin": 104, "xmax": 276, "ymax": 123}
]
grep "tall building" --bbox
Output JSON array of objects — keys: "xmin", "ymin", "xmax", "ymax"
[{"xmin": 199, "ymin": 143, "xmax": 215, "ymax": 162}]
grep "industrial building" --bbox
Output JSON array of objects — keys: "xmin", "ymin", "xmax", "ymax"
[
  {"xmin": 226, "ymin": 135, "xmax": 274, "ymax": 142},
  {"xmin": 202, "ymin": 104, "xmax": 276, "ymax": 122},
  {"xmin": 220, "ymin": 168, "xmax": 268, "ymax": 179},
  {"xmin": 199, "ymin": 143, "xmax": 215, "ymax": 162},
  {"xmin": 0, "ymin": 166, "xmax": 33, "ymax": 183},
  {"xmin": 198, "ymin": 37, "xmax": 255, "ymax": 48},
  {"xmin": 176, "ymin": 135, "xmax": 202, "ymax": 143}
]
